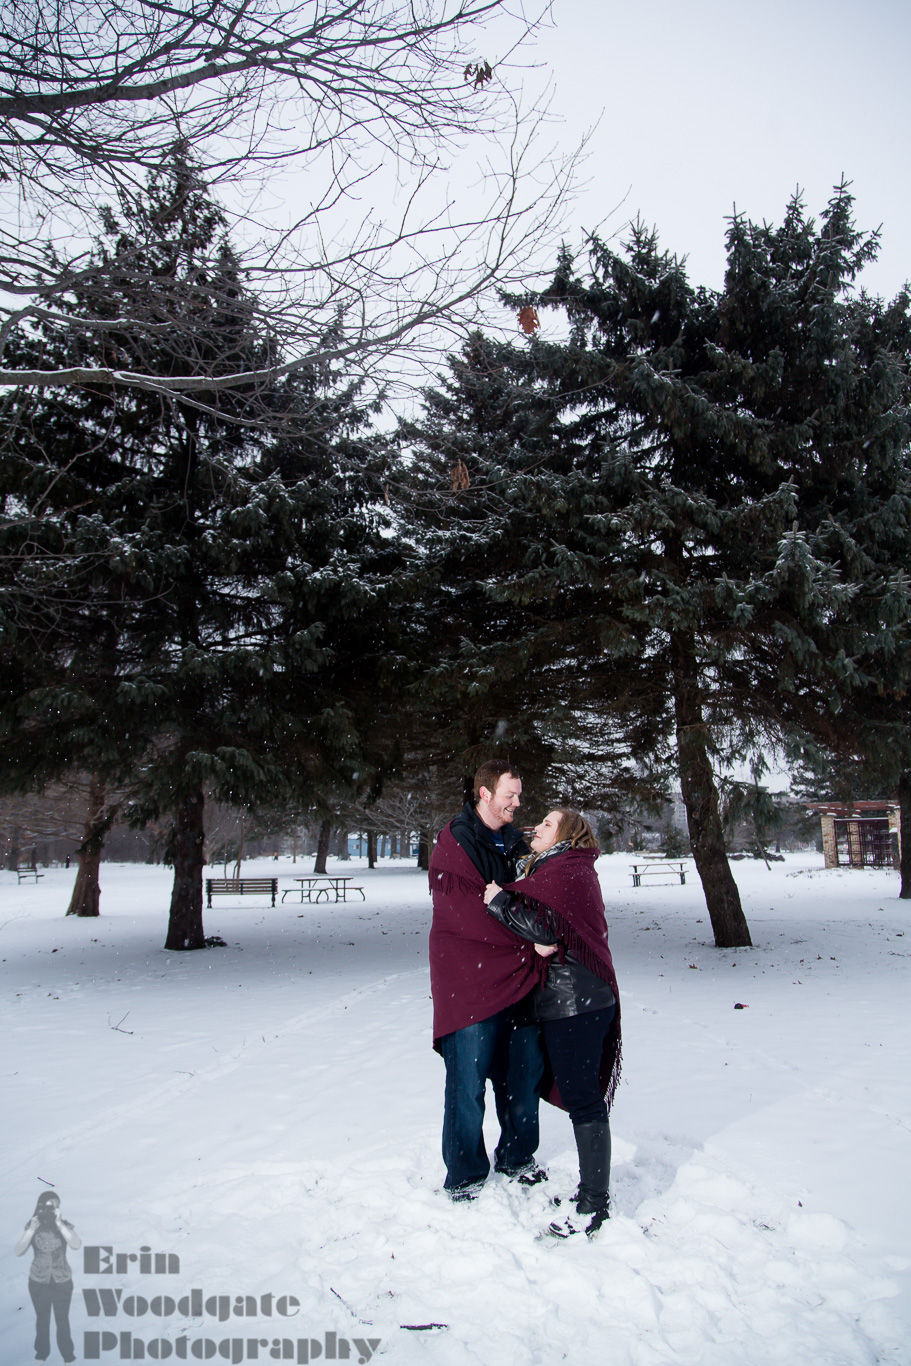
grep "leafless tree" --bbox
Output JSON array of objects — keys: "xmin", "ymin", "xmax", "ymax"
[
  {"xmin": 204, "ymin": 799, "xmax": 259, "ymax": 877},
  {"xmin": 1, "ymin": 0, "xmax": 512, "ymax": 192},
  {"xmin": 0, "ymin": 0, "xmax": 578, "ymax": 402},
  {"xmin": 0, "ymin": 778, "xmax": 102, "ymax": 859},
  {"xmin": 335, "ymin": 767, "xmax": 466, "ymax": 857},
  {"xmin": 0, "ymin": 773, "xmax": 124, "ymax": 912}
]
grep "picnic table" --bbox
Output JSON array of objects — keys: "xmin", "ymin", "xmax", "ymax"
[
  {"xmin": 629, "ymin": 859, "xmax": 690, "ymax": 887},
  {"xmin": 282, "ymin": 876, "xmax": 365, "ymax": 904}
]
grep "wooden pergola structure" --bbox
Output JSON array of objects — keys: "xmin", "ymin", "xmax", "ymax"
[{"xmin": 809, "ymin": 801, "xmax": 901, "ymax": 869}]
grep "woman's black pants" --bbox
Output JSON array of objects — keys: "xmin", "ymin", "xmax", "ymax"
[{"xmin": 540, "ymin": 1004, "xmax": 615, "ymax": 1124}]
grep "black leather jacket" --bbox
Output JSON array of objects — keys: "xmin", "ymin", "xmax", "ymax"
[{"xmin": 487, "ymin": 890, "xmax": 614, "ymax": 1022}]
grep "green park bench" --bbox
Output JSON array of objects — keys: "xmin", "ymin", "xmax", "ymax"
[{"xmin": 205, "ymin": 877, "xmax": 277, "ymax": 908}]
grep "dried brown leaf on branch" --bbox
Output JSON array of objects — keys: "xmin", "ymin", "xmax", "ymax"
[
  {"xmin": 464, "ymin": 60, "xmax": 493, "ymax": 89},
  {"xmin": 451, "ymin": 459, "xmax": 470, "ymax": 491},
  {"xmin": 518, "ymin": 305, "xmax": 540, "ymax": 335}
]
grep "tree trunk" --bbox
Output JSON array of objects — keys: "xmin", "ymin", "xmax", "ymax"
[
  {"xmin": 898, "ymin": 770, "xmax": 911, "ymax": 899},
  {"xmin": 672, "ymin": 633, "xmax": 753, "ymax": 948},
  {"xmin": 417, "ymin": 829, "xmax": 430, "ymax": 870},
  {"xmin": 314, "ymin": 818, "xmax": 332, "ymax": 874},
  {"xmin": 66, "ymin": 776, "xmax": 106, "ymax": 917},
  {"xmin": 367, "ymin": 829, "xmax": 377, "ymax": 869},
  {"xmin": 164, "ymin": 787, "xmax": 207, "ymax": 950},
  {"xmin": 232, "ymin": 812, "xmax": 246, "ymax": 880},
  {"xmin": 335, "ymin": 827, "xmax": 350, "ymax": 861}
]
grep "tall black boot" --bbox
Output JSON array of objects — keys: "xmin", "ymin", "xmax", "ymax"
[
  {"xmin": 574, "ymin": 1119, "xmax": 611, "ymax": 1215},
  {"xmin": 546, "ymin": 1120, "xmax": 611, "ymax": 1239}
]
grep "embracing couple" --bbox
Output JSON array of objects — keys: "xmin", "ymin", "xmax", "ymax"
[{"xmin": 429, "ymin": 760, "xmax": 622, "ymax": 1238}]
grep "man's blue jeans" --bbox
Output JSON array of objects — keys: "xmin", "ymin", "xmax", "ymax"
[{"xmin": 439, "ymin": 1001, "xmax": 545, "ymax": 1191}]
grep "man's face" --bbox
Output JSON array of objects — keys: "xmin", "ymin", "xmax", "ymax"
[{"xmin": 480, "ymin": 774, "xmax": 522, "ymax": 828}]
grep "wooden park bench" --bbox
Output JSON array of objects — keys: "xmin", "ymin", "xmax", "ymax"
[
  {"xmin": 630, "ymin": 859, "xmax": 690, "ymax": 888},
  {"xmin": 16, "ymin": 866, "xmax": 44, "ymax": 883},
  {"xmin": 205, "ymin": 877, "xmax": 277, "ymax": 908}
]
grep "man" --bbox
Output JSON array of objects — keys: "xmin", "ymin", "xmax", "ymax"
[{"xmin": 429, "ymin": 760, "xmax": 546, "ymax": 1199}]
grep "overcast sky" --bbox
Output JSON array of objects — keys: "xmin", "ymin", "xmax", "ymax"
[{"xmin": 518, "ymin": 0, "xmax": 910, "ymax": 298}]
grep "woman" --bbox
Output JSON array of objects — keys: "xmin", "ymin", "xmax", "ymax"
[
  {"xmin": 15, "ymin": 1190, "xmax": 81, "ymax": 1364},
  {"xmin": 484, "ymin": 808, "xmax": 621, "ymax": 1237}
]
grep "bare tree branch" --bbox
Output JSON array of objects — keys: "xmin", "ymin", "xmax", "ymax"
[
  {"xmin": 0, "ymin": 0, "xmax": 580, "ymax": 401},
  {"xmin": 0, "ymin": 0, "xmax": 510, "ymax": 183}
]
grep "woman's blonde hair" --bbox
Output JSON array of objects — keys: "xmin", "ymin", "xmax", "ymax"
[{"xmin": 552, "ymin": 808, "xmax": 600, "ymax": 852}]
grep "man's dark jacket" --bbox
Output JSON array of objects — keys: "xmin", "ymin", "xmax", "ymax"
[{"xmin": 449, "ymin": 801, "xmax": 529, "ymax": 883}]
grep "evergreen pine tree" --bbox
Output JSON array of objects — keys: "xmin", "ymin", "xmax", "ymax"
[
  {"xmin": 398, "ymin": 330, "xmax": 664, "ymax": 817},
  {"xmin": 719, "ymin": 183, "xmax": 911, "ymax": 892},
  {"xmin": 401, "ymin": 185, "xmax": 911, "ymax": 947},
  {"xmin": 0, "ymin": 160, "xmax": 401, "ymax": 947}
]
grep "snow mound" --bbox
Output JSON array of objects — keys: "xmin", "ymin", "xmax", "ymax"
[{"xmin": 151, "ymin": 1140, "xmax": 905, "ymax": 1366}]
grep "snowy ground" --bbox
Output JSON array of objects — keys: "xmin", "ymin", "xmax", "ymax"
[{"xmin": 2, "ymin": 851, "xmax": 910, "ymax": 1365}]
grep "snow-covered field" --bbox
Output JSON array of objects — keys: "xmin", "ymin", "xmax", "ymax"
[{"xmin": 2, "ymin": 851, "xmax": 909, "ymax": 1365}]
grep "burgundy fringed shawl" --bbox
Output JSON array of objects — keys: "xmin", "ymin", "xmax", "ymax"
[
  {"xmin": 429, "ymin": 825, "xmax": 539, "ymax": 1047},
  {"xmin": 502, "ymin": 846, "xmax": 622, "ymax": 1110}
]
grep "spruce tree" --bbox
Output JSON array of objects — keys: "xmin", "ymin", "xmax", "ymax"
[
  {"xmin": 398, "ymin": 331, "xmax": 664, "ymax": 818},
  {"xmin": 719, "ymin": 185, "xmax": 911, "ymax": 893},
  {"xmin": 0, "ymin": 160, "xmax": 401, "ymax": 947},
  {"xmin": 402, "ymin": 185, "xmax": 911, "ymax": 947}
]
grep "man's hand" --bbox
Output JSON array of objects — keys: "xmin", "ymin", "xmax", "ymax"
[
  {"xmin": 534, "ymin": 943, "xmax": 558, "ymax": 957},
  {"xmin": 483, "ymin": 881, "xmax": 502, "ymax": 905}
]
